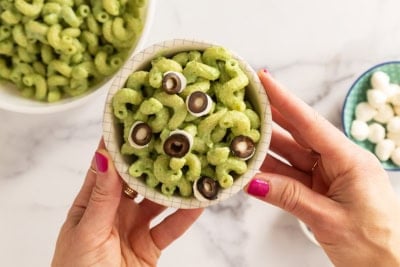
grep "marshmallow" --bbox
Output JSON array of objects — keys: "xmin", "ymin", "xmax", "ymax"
[
  {"xmin": 391, "ymin": 147, "xmax": 400, "ymax": 166},
  {"xmin": 350, "ymin": 120, "xmax": 369, "ymax": 141},
  {"xmin": 367, "ymin": 89, "xmax": 388, "ymax": 108},
  {"xmin": 375, "ymin": 139, "xmax": 395, "ymax": 161},
  {"xmin": 368, "ymin": 123, "xmax": 386, "ymax": 144},
  {"xmin": 373, "ymin": 103, "xmax": 394, "ymax": 123},
  {"xmin": 370, "ymin": 71, "xmax": 390, "ymax": 89},
  {"xmin": 355, "ymin": 102, "xmax": 377, "ymax": 122},
  {"xmin": 387, "ymin": 116, "xmax": 400, "ymax": 133}
]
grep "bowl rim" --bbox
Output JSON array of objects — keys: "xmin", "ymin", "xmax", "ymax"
[
  {"xmin": 341, "ymin": 60, "xmax": 400, "ymax": 172},
  {"xmin": 0, "ymin": 0, "xmax": 156, "ymax": 114},
  {"xmin": 102, "ymin": 38, "xmax": 272, "ymax": 208}
]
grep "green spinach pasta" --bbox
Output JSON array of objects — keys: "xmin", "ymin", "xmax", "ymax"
[
  {"xmin": 112, "ymin": 46, "xmax": 262, "ymax": 201},
  {"xmin": 0, "ymin": 0, "xmax": 146, "ymax": 102}
]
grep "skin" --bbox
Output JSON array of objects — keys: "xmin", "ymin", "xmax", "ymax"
[
  {"xmin": 246, "ymin": 70, "xmax": 400, "ymax": 267},
  {"xmin": 52, "ymin": 140, "xmax": 203, "ymax": 267}
]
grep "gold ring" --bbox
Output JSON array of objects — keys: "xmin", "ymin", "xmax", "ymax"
[
  {"xmin": 311, "ymin": 159, "xmax": 319, "ymax": 172},
  {"xmin": 89, "ymin": 166, "xmax": 97, "ymax": 174},
  {"xmin": 123, "ymin": 183, "xmax": 138, "ymax": 199}
]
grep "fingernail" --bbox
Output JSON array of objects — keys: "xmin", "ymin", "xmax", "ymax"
[
  {"xmin": 247, "ymin": 178, "xmax": 269, "ymax": 197},
  {"xmin": 263, "ymin": 68, "xmax": 268, "ymax": 74},
  {"xmin": 95, "ymin": 152, "xmax": 108, "ymax": 173}
]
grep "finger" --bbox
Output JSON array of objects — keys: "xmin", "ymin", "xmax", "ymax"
[
  {"xmin": 78, "ymin": 149, "xmax": 122, "ymax": 234},
  {"xmin": 245, "ymin": 172, "xmax": 340, "ymax": 230},
  {"xmin": 138, "ymin": 199, "xmax": 168, "ymax": 222},
  {"xmin": 270, "ymin": 123, "xmax": 319, "ymax": 172},
  {"xmin": 150, "ymin": 208, "xmax": 204, "ymax": 250},
  {"xmin": 66, "ymin": 139, "xmax": 107, "ymax": 225},
  {"xmin": 260, "ymin": 154, "xmax": 312, "ymax": 187},
  {"xmin": 259, "ymin": 69, "xmax": 350, "ymax": 159}
]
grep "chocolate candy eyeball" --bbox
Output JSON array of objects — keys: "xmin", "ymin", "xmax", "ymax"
[
  {"xmin": 186, "ymin": 91, "xmax": 213, "ymax": 117},
  {"xmin": 371, "ymin": 71, "xmax": 391, "ymax": 90},
  {"xmin": 162, "ymin": 71, "xmax": 187, "ymax": 94},
  {"xmin": 350, "ymin": 120, "xmax": 369, "ymax": 141},
  {"xmin": 128, "ymin": 121, "xmax": 152, "ymax": 149},
  {"xmin": 193, "ymin": 176, "xmax": 219, "ymax": 201},
  {"xmin": 230, "ymin": 135, "xmax": 256, "ymax": 160},
  {"xmin": 163, "ymin": 130, "xmax": 193, "ymax": 158}
]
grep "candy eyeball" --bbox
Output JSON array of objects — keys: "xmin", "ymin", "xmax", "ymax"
[
  {"xmin": 163, "ymin": 130, "xmax": 193, "ymax": 158},
  {"xmin": 350, "ymin": 120, "xmax": 369, "ymax": 141},
  {"xmin": 373, "ymin": 103, "xmax": 394, "ymax": 123},
  {"xmin": 355, "ymin": 102, "xmax": 377, "ymax": 122},
  {"xmin": 370, "ymin": 71, "xmax": 390, "ymax": 89},
  {"xmin": 162, "ymin": 71, "xmax": 187, "ymax": 94},
  {"xmin": 186, "ymin": 91, "xmax": 213, "ymax": 117},
  {"xmin": 193, "ymin": 176, "xmax": 219, "ymax": 201},
  {"xmin": 128, "ymin": 121, "xmax": 153, "ymax": 149},
  {"xmin": 375, "ymin": 139, "xmax": 395, "ymax": 161},
  {"xmin": 368, "ymin": 123, "xmax": 386, "ymax": 144},
  {"xmin": 367, "ymin": 89, "xmax": 387, "ymax": 108}
]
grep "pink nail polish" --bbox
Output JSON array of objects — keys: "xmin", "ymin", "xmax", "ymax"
[
  {"xmin": 95, "ymin": 152, "xmax": 108, "ymax": 173},
  {"xmin": 247, "ymin": 178, "xmax": 269, "ymax": 197},
  {"xmin": 263, "ymin": 68, "xmax": 268, "ymax": 74}
]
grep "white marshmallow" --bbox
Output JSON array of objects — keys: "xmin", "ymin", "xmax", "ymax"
[
  {"xmin": 350, "ymin": 120, "xmax": 369, "ymax": 141},
  {"xmin": 373, "ymin": 103, "xmax": 394, "ymax": 123},
  {"xmin": 383, "ymin": 83, "xmax": 400, "ymax": 98},
  {"xmin": 387, "ymin": 132, "xmax": 400, "ymax": 146},
  {"xmin": 387, "ymin": 116, "xmax": 400, "ymax": 133},
  {"xmin": 389, "ymin": 92, "xmax": 400, "ymax": 106},
  {"xmin": 370, "ymin": 71, "xmax": 390, "ymax": 89},
  {"xmin": 355, "ymin": 102, "xmax": 377, "ymax": 122},
  {"xmin": 367, "ymin": 89, "xmax": 388, "ymax": 108},
  {"xmin": 375, "ymin": 139, "xmax": 395, "ymax": 161},
  {"xmin": 393, "ymin": 105, "xmax": 400, "ymax": 116},
  {"xmin": 391, "ymin": 147, "xmax": 400, "ymax": 166},
  {"xmin": 368, "ymin": 123, "xmax": 386, "ymax": 144}
]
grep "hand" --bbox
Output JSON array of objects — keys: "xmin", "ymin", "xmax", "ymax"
[
  {"xmin": 52, "ymin": 140, "xmax": 203, "ymax": 267},
  {"xmin": 245, "ymin": 69, "xmax": 400, "ymax": 267}
]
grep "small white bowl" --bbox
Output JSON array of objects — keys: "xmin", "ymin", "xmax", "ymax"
[
  {"xmin": 0, "ymin": 0, "xmax": 156, "ymax": 114},
  {"xmin": 102, "ymin": 39, "xmax": 273, "ymax": 208}
]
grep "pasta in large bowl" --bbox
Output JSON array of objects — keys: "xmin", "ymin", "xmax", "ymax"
[
  {"xmin": 103, "ymin": 39, "xmax": 272, "ymax": 208},
  {"xmin": 0, "ymin": 0, "xmax": 155, "ymax": 114}
]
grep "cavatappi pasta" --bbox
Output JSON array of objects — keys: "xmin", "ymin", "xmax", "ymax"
[{"xmin": 0, "ymin": 0, "xmax": 146, "ymax": 102}]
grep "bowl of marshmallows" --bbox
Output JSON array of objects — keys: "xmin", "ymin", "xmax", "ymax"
[{"xmin": 342, "ymin": 61, "xmax": 400, "ymax": 170}]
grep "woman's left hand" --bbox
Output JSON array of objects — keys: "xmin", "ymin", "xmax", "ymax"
[{"xmin": 51, "ymin": 139, "xmax": 204, "ymax": 267}]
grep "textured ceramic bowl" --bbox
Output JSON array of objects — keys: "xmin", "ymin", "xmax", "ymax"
[
  {"xmin": 0, "ymin": 0, "xmax": 156, "ymax": 114},
  {"xmin": 342, "ymin": 61, "xmax": 400, "ymax": 171},
  {"xmin": 102, "ymin": 39, "xmax": 272, "ymax": 208}
]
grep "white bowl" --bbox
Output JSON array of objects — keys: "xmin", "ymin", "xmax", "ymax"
[
  {"xmin": 0, "ymin": 0, "xmax": 156, "ymax": 114},
  {"xmin": 102, "ymin": 39, "xmax": 273, "ymax": 208}
]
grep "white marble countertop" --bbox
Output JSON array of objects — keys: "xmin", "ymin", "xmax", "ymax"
[{"xmin": 2, "ymin": 0, "xmax": 400, "ymax": 266}]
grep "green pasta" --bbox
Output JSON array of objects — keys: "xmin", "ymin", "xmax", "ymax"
[
  {"xmin": 112, "ymin": 47, "xmax": 262, "ymax": 200},
  {"xmin": 0, "ymin": 0, "xmax": 147, "ymax": 102}
]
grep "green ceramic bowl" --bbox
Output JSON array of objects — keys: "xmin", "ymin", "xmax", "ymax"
[{"xmin": 342, "ymin": 61, "xmax": 400, "ymax": 171}]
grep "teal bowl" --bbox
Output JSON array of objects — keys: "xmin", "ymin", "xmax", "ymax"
[{"xmin": 342, "ymin": 61, "xmax": 400, "ymax": 171}]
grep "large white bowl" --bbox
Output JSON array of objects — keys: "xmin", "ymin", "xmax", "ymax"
[
  {"xmin": 0, "ymin": 0, "xmax": 156, "ymax": 114},
  {"xmin": 102, "ymin": 39, "xmax": 273, "ymax": 208}
]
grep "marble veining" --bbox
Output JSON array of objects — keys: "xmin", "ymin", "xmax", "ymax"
[{"xmin": 2, "ymin": 0, "xmax": 400, "ymax": 266}]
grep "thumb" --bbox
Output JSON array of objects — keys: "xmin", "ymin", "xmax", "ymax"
[
  {"xmin": 79, "ymin": 150, "xmax": 122, "ymax": 233},
  {"xmin": 245, "ymin": 172, "xmax": 338, "ymax": 229}
]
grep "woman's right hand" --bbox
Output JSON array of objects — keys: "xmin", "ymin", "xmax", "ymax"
[{"xmin": 246, "ymin": 69, "xmax": 400, "ymax": 267}]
